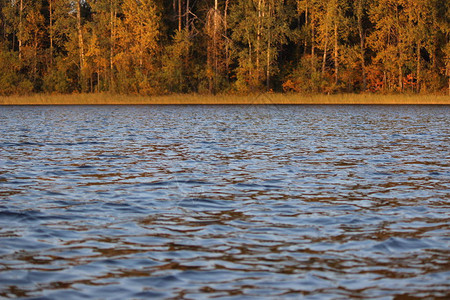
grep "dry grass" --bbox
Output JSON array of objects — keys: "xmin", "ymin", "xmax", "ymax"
[{"xmin": 0, "ymin": 93, "xmax": 449, "ymax": 105}]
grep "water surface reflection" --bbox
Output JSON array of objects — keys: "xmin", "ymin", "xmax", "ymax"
[{"xmin": 0, "ymin": 105, "xmax": 449, "ymax": 299}]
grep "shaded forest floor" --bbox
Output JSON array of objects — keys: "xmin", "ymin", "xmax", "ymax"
[{"xmin": 0, "ymin": 93, "xmax": 449, "ymax": 105}]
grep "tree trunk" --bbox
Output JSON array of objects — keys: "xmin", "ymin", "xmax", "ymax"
[
  {"xmin": 334, "ymin": 22, "xmax": 338, "ymax": 85},
  {"xmin": 49, "ymin": 0, "xmax": 53, "ymax": 65},
  {"xmin": 214, "ymin": 0, "xmax": 218, "ymax": 93},
  {"xmin": 359, "ymin": 33, "xmax": 366, "ymax": 90},
  {"xmin": 266, "ymin": 37, "xmax": 270, "ymax": 90},
  {"xmin": 396, "ymin": 6, "xmax": 402, "ymax": 92},
  {"xmin": 322, "ymin": 33, "xmax": 328, "ymax": 76},
  {"xmin": 357, "ymin": 0, "xmax": 366, "ymax": 90},
  {"xmin": 178, "ymin": 0, "xmax": 182, "ymax": 32},
  {"xmin": 266, "ymin": 2, "xmax": 272, "ymax": 91},
  {"xmin": 186, "ymin": 0, "xmax": 189, "ymax": 32},
  {"xmin": 90, "ymin": 72, "xmax": 93, "ymax": 92},
  {"xmin": 416, "ymin": 41, "xmax": 421, "ymax": 93},
  {"xmin": 77, "ymin": 0, "xmax": 85, "ymax": 91},
  {"xmin": 224, "ymin": 0, "xmax": 229, "ymax": 79},
  {"xmin": 447, "ymin": 57, "xmax": 450, "ymax": 96},
  {"xmin": 311, "ymin": 18, "xmax": 315, "ymax": 72},
  {"xmin": 139, "ymin": 24, "xmax": 143, "ymax": 70},
  {"xmin": 247, "ymin": 29, "xmax": 252, "ymax": 79},
  {"xmin": 110, "ymin": 0, "xmax": 115, "ymax": 92},
  {"xmin": 304, "ymin": 0, "xmax": 308, "ymax": 55},
  {"xmin": 97, "ymin": 68, "xmax": 100, "ymax": 92},
  {"xmin": 207, "ymin": 0, "xmax": 220, "ymax": 94},
  {"xmin": 266, "ymin": 2, "xmax": 271, "ymax": 91},
  {"xmin": 19, "ymin": 0, "xmax": 23, "ymax": 61},
  {"xmin": 256, "ymin": 0, "xmax": 261, "ymax": 82},
  {"xmin": 398, "ymin": 46, "xmax": 403, "ymax": 92},
  {"xmin": 33, "ymin": 31, "xmax": 38, "ymax": 80}
]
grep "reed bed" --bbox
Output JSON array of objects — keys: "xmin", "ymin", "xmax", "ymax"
[{"xmin": 0, "ymin": 93, "xmax": 449, "ymax": 105}]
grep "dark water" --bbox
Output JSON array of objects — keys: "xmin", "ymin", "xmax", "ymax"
[{"xmin": 0, "ymin": 105, "xmax": 449, "ymax": 299}]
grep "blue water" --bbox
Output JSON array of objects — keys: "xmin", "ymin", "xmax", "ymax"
[{"xmin": 0, "ymin": 105, "xmax": 449, "ymax": 299}]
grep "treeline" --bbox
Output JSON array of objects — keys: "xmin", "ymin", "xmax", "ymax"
[{"xmin": 0, "ymin": 0, "xmax": 449, "ymax": 95}]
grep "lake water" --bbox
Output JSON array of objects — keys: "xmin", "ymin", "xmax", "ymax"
[{"xmin": 0, "ymin": 105, "xmax": 449, "ymax": 299}]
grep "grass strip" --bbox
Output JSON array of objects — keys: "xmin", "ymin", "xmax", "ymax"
[{"xmin": 1, "ymin": 93, "xmax": 449, "ymax": 105}]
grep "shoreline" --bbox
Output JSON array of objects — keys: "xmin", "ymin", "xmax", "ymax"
[{"xmin": 0, "ymin": 93, "xmax": 449, "ymax": 105}]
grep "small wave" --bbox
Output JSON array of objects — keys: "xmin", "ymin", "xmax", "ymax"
[
  {"xmin": 175, "ymin": 180, "xmax": 213, "ymax": 185},
  {"xmin": 138, "ymin": 181, "xmax": 174, "ymax": 187},
  {"xmin": 371, "ymin": 237, "xmax": 437, "ymax": 253},
  {"xmin": 1, "ymin": 142, "xmax": 44, "ymax": 147},
  {"xmin": 1, "ymin": 105, "xmax": 448, "ymax": 299},
  {"xmin": 0, "ymin": 210, "xmax": 43, "ymax": 222},
  {"xmin": 177, "ymin": 198, "xmax": 233, "ymax": 210}
]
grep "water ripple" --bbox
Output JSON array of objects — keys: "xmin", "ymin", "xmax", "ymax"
[{"xmin": 0, "ymin": 105, "xmax": 449, "ymax": 299}]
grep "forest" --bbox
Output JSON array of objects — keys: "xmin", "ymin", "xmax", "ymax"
[{"xmin": 0, "ymin": 0, "xmax": 449, "ymax": 96}]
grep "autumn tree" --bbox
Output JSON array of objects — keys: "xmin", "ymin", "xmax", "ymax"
[
  {"xmin": 367, "ymin": 0, "xmax": 412, "ymax": 92},
  {"xmin": 0, "ymin": 0, "xmax": 448, "ymax": 95},
  {"xmin": 42, "ymin": 0, "xmax": 76, "ymax": 92},
  {"xmin": 87, "ymin": 0, "xmax": 119, "ymax": 92},
  {"xmin": 206, "ymin": 0, "xmax": 233, "ymax": 93},
  {"xmin": 114, "ymin": 0, "xmax": 160, "ymax": 94},
  {"xmin": 1, "ymin": 0, "xmax": 26, "ymax": 60},
  {"xmin": 161, "ymin": 29, "xmax": 195, "ymax": 93},
  {"xmin": 22, "ymin": 3, "xmax": 44, "ymax": 86},
  {"xmin": 355, "ymin": 0, "xmax": 369, "ymax": 90},
  {"xmin": 230, "ymin": 0, "xmax": 292, "ymax": 92}
]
